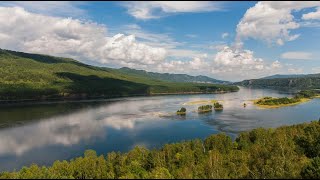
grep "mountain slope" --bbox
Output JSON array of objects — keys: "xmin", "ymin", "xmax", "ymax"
[
  {"xmin": 0, "ymin": 49, "xmax": 239, "ymax": 101},
  {"xmin": 260, "ymin": 74, "xmax": 306, "ymax": 79},
  {"xmin": 118, "ymin": 67, "xmax": 229, "ymax": 84},
  {"xmin": 236, "ymin": 74, "xmax": 320, "ymax": 90}
]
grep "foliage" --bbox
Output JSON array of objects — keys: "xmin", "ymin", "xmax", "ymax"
[
  {"xmin": 177, "ymin": 107, "xmax": 186, "ymax": 115},
  {"xmin": 213, "ymin": 102, "xmax": 223, "ymax": 109},
  {"xmin": 177, "ymin": 107, "xmax": 186, "ymax": 113},
  {"xmin": 237, "ymin": 75, "xmax": 320, "ymax": 90},
  {"xmin": 119, "ymin": 67, "xmax": 229, "ymax": 84},
  {"xmin": 198, "ymin": 105, "xmax": 212, "ymax": 112},
  {"xmin": 256, "ymin": 97, "xmax": 300, "ymax": 105},
  {"xmin": 1, "ymin": 121, "xmax": 319, "ymax": 179},
  {"xmin": 0, "ymin": 49, "xmax": 239, "ymax": 101},
  {"xmin": 294, "ymin": 90, "xmax": 319, "ymax": 99},
  {"xmin": 301, "ymin": 157, "xmax": 320, "ymax": 179}
]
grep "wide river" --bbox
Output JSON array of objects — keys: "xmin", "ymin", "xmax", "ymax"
[{"xmin": 0, "ymin": 87, "xmax": 319, "ymax": 171}]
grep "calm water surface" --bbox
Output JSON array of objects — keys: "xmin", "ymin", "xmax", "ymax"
[{"xmin": 0, "ymin": 87, "xmax": 319, "ymax": 171}]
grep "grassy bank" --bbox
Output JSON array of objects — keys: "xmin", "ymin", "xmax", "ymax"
[{"xmin": 1, "ymin": 120, "xmax": 319, "ymax": 179}]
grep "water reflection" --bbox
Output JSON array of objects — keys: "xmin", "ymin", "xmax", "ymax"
[{"xmin": 0, "ymin": 87, "xmax": 319, "ymax": 171}]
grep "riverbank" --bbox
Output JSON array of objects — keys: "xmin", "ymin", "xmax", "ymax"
[{"xmin": 0, "ymin": 90, "xmax": 237, "ymax": 106}]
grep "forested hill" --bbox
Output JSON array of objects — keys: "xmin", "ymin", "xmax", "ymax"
[
  {"xmin": 0, "ymin": 49, "xmax": 238, "ymax": 101},
  {"xmin": 260, "ymin": 74, "xmax": 305, "ymax": 79},
  {"xmin": 236, "ymin": 73, "xmax": 320, "ymax": 90},
  {"xmin": 118, "ymin": 67, "xmax": 229, "ymax": 84}
]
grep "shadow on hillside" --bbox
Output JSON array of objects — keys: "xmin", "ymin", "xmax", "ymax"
[
  {"xmin": 1, "ymin": 49, "xmax": 103, "ymax": 71},
  {"xmin": 56, "ymin": 72, "xmax": 150, "ymax": 97}
]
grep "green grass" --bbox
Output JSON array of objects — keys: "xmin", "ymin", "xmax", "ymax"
[{"xmin": 0, "ymin": 49, "xmax": 239, "ymax": 101}]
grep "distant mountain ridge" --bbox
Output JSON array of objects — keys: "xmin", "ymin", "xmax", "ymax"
[
  {"xmin": 118, "ymin": 67, "xmax": 229, "ymax": 84},
  {"xmin": 236, "ymin": 73, "xmax": 320, "ymax": 90},
  {"xmin": 260, "ymin": 74, "xmax": 306, "ymax": 79}
]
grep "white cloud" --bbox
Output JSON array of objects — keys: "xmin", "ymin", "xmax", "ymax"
[
  {"xmin": 236, "ymin": 1, "xmax": 320, "ymax": 46},
  {"xmin": 212, "ymin": 46, "xmax": 283, "ymax": 80},
  {"xmin": 221, "ymin": 32, "xmax": 229, "ymax": 39},
  {"xmin": 0, "ymin": 7, "xmax": 167, "ymax": 66},
  {"xmin": 271, "ymin": 60, "xmax": 282, "ymax": 68},
  {"xmin": 122, "ymin": 1, "xmax": 223, "ymax": 20},
  {"xmin": 281, "ymin": 51, "xmax": 313, "ymax": 60},
  {"xmin": 302, "ymin": 7, "xmax": 320, "ymax": 20},
  {"xmin": 0, "ymin": 1, "xmax": 86, "ymax": 17}
]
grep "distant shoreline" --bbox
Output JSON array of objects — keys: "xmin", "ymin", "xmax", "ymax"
[{"xmin": 0, "ymin": 90, "xmax": 237, "ymax": 106}]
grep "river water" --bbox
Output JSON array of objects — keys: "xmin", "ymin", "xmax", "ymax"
[{"xmin": 0, "ymin": 87, "xmax": 319, "ymax": 171}]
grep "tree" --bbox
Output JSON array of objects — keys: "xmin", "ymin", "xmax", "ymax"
[{"xmin": 301, "ymin": 157, "xmax": 320, "ymax": 179}]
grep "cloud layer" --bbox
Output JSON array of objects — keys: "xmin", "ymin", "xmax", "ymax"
[
  {"xmin": 122, "ymin": 1, "xmax": 222, "ymax": 20},
  {"xmin": 0, "ymin": 7, "xmax": 167, "ymax": 66},
  {"xmin": 281, "ymin": 51, "xmax": 313, "ymax": 60},
  {"xmin": 236, "ymin": 2, "xmax": 320, "ymax": 46}
]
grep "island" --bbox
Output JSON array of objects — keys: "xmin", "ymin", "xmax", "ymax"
[
  {"xmin": 213, "ymin": 102, "xmax": 224, "ymax": 111},
  {"xmin": 176, "ymin": 107, "xmax": 187, "ymax": 115},
  {"xmin": 253, "ymin": 90, "xmax": 320, "ymax": 109},
  {"xmin": 198, "ymin": 105, "xmax": 212, "ymax": 113}
]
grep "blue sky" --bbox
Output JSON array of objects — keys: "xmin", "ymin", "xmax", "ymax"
[{"xmin": 0, "ymin": 1, "xmax": 320, "ymax": 81}]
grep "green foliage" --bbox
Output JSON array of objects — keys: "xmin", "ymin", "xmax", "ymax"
[
  {"xmin": 1, "ymin": 121, "xmax": 319, "ymax": 179},
  {"xmin": 294, "ymin": 90, "xmax": 319, "ymax": 99},
  {"xmin": 256, "ymin": 97, "xmax": 300, "ymax": 105},
  {"xmin": 301, "ymin": 157, "xmax": 320, "ymax": 179},
  {"xmin": 213, "ymin": 102, "xmax": 223, "ymax": 109},
  {"xmin": 198, "ymin": 105, "xmax": 212, "ymax": 112},
  {"xmin": 177, "ymin": 107, "xmax": 186, "ymax": 113},
  {"xmin": 0, "ymin": 49, "xmax": 239, "ymax": 101},
  {"xmin": 237, "ymin": 75, "xmax": 320, "ymax": 90},
  {"xmin": 177, "ymin": 107, "xmax": 186, "ymax": 115}
]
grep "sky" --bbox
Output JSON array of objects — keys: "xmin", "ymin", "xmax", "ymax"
[{"xmin": 0, "ymin": 1, "xmax": 320, "ymax": 81}]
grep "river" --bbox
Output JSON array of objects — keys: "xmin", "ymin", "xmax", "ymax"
[{"xmin": 0, "ymin": 87, "xmax": 319, "ymax": 171}]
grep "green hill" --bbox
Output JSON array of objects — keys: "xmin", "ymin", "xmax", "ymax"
[
  {"xmin": 118, "ymin": 67, "xmax": 229, "ymax": 84},
  {"xmin": 236, "ymin": 74, "xmax": 320, "ymax": 90},
  {"xmin": 0, "ymin": 49, "xmax": 239, "ymax": 101},
  {"xmin": 260, "ymin": 74, "xmax": 306, "ymax": 79}
]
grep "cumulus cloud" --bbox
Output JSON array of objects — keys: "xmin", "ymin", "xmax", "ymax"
[
  {"xmin": 0, "ymin": 1, "xmax": 86, "ymax": 17},
  {"xmin": 281, "ymin": 51, "xmax": 313, "ymax": 60},
  {"xmin": 302, "ymin": 7, "xmax": 320, "ymax": 20},
  {"xmin": 0, "ymin": 7, "xmax": 167, "ymax": 66},
  {"xmin": 236, "ymin": 1, "xmax": 320, "ymax": 46},
  {"xmin": 211, "ymin": 46, "xmax": 284, "ymax": 80},
  {"xmin": 122, "ymin": 1, "xmax": 223, "ymax": 20}
]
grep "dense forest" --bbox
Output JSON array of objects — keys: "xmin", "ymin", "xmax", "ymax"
[
  {"xmin": 255, "ymin": 90, "xmax": 320, "ymax": 106},
  {"xmin": 236, "ymin": 74, "xmax": 320, "ymax": 90},
  {"xmin": 0, "ymin": 120, "xmax": 319, "ymax": 179},
  {"xmin": 0, "ymin": 49, "xmax": 238, "ymax": 102},
  {"xmin": 255, "ymin": 97, "xmax": 300, "ymax": 106},
  {"xmin": 118, "ymin": 67, "xmax": 229, "ymax": 84}
]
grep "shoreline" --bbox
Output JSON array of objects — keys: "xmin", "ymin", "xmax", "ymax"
[
  {"xmin": 0, "ymin": 90, "xmax": 237, "ymax": 106},
  {"xmin": 252, "ymin": 98, "xmax": 311, "ymax": 109}
]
